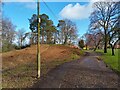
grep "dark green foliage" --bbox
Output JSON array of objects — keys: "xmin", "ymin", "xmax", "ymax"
[
  {"xmin": 78, "ymin": 39, "xmax": 84, "ymax": 49},
  {"xmin": 28, "ymin": 14, "xmax": 38, "ymax": 44},
  {"xmin": 29, "ymin": 13, "xmax": 57, "ymax": 44},
  {"xmin": 29, "ymin": 14, "xmax": 78, "ymax": 45}
]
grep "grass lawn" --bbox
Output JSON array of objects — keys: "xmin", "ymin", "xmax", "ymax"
[{"xmin": 96, "ymin": 49, "xmax": 120, "ymax": 73}]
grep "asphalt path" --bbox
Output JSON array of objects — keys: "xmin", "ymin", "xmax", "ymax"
[{"xmin": 32, "ymin": 51, "xmax": 119, "ymax": 88}]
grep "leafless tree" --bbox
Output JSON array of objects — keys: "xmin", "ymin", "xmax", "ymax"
[
  {"xmin": 57, "ymin": 19, "xmax": 77, "ymax": 45},
  {"xmin": 89, "ymin": 20, "xmax": 104, "ymax": 51},
  {"xmin": 17, "ymin": 28, "xmax": 28, "ymax": 48},
  {"xmin": 2, "ymin": 18, "xmax": 16, "ymax": 51},
  {"xmin": 108, "ymin": 15, "xmax": 120, "ymax": 55},
  {"xmin": 90, "ymin": 1, "xmax": 120, "ymax": 53}
]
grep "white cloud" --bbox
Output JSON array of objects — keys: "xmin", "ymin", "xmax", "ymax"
[
  {"xmin": 59, "ymin": 3, "xmax": 93, "ymax": 20},
  {"xmin": 59, "ymin": 0, "xmax": 119, "ymax": 20}
]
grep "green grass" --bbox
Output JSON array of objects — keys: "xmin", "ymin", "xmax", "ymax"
[{"xmin": 96, "ymin": 49, "xmax": 119, "ymax": 73}]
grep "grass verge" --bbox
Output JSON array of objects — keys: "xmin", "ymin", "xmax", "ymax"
[{"xmin": 96, "ymin": 49, "xmax": 119, "ymax": 73}]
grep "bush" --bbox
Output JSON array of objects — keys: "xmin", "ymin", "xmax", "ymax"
[
  {"xmin": 78, "ymin": 39, "xmax": 84, "ymax": 49},
  {"xmin": 2, "ymin": 41, "xmax": 16, "ymax": 52}
]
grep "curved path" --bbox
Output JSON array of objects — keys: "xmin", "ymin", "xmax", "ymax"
[{"xmin": 32, "ymin": 51, "xmax": 119, "ymax": 88}]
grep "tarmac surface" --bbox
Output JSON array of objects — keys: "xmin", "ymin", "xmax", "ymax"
[{"xmin": 32, "ymin": 51, "xmax": 119, "ymax": 88}]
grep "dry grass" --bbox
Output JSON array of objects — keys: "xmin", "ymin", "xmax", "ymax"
[{"xmin": 2, "ymin": 44, "xmax": 83, "ymax": 88}]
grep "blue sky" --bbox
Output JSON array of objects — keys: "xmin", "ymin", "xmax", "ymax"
[{"xmin": 3, "ymin": 1, "xmax": 92, "ymax": 38}]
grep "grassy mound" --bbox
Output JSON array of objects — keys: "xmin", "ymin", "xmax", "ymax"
[{"xmin": 2, "ymin": 44, "xmax": 83, "ymax": 88}]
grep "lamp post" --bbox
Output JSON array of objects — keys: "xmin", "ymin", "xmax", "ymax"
[{"xmin": 37, "ymin": 0, "xmax": 40, "ymax": 78}]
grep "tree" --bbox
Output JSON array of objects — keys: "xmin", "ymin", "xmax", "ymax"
[
  {"xmin": 78, "ymin": 39, "xmax": 84, "ymax": 49},
  {"xmin": 108, "ymin": 15, "xmax": 120, "ymax": 55},
  {"xmin": 90, "ymin": 1, "xmax": 120, "ymax": 53},
  {"xmin": 17, "ymin": 28, "xmax": 29, "ymax": 48},
  {"xmin": 89, "ymin": 21, "xmax": 104, "ymax": 51},
  {"xmin": 40, "ymin": 14, "xmax": 49, "ymax": 44},
  {"xmin": 83, "ymin": 31, "xmax": 103, "ymax": 51},
  {"xmin": 45, "ymin": 20, "xmax": 57, "ymax": 44},
  {"xmin": 57, "ymin": 19, "xmax": 77, "ymax": 45},
  {"xmin": 2, "ymin": 18, "xmax": 16, "ymax": 52},
  {"xmin": 85, "ymin": 33, "xmax": 95, "ymax": 50},
  {"xmin": 93, "ymin": 32, "xmax": 103, "ymax": 51},
  {"xmin": 29, "ymin": 14, "xmax": 57, "ymax": 44},
  {"xmin": 29, "ymin": 14, "xmax": 38, "ymax": 45}
]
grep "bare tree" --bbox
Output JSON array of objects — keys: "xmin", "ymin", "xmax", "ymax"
[
  {"xmin": 108, "ymin": 15, "xmax": 120, "ymax": 55},
  {"xmin": 2, "ymin": 18, "xmax": 16, "ymax": 52},
  {"xmin": 17, "ymin": 28, "xmax": 28, "ymax": 48},
  {"xmin": 90, "ymin": 1, "xmax": 120, "ymax": 53},
  {"xmin": 89, "ymin": 20, "xmax": 104, "ymax": 51},
  {"xmin": 57, "ymin": 19, "xmax": 77, "ymax": 45}
]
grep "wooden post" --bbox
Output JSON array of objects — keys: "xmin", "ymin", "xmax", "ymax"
[{"xmin": 37, "ymin": 0, "xmax": 41, "ymax": 78}]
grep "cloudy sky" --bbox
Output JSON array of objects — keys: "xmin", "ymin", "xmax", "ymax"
[{"xmin": 2, "ymin": 0, "xmax": 119, "ymax": 38}]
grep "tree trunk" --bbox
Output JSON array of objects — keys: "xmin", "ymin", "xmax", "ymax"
[
  {"xmin": 61, "ymin": 33, "xmax": 64, "ymax": 44},
  {"xmin": 86, "ymin": 45, "xmax": 87, "ymax": 50},
  {"xmin": 53, "ymin": 36, "xmax": 56, "ymax": 44},
  {"xmin": 53, "ymin": 33, "xmax": 57, "ymax": 44},
  {"xmin": 112, "ymin": 46, "xmax": 115, "ymax": 56},
  {"xmin": 47, "ymin": 32, "xmax": 51, "ymax": 44},
  {"xmin": 110, "ymin": 43, "xmax": 115, "ymax": 56},
  {"xmin": 104, "ymin": 29, "xmax": 107, "ymax": 53},
  {"xmin": 64, "ymin": 35, "xmax": 67, "ymax": 45},
  {"xmin": 104, "ymin": 42, "xmax": 107, "ymax": 53},
  {"xmin": 30, "ymin": 33, "xmax": 34, "ymax": 45},
  {"xmin": 41, "ymin": 28, "xmax": 44, "ymax": 44},
  {"xmin": 41, "ymin": 34, "xmax": 44, "ymax": 44},
  {"xmin": 20, "ymin": 36, "xmax": 23, "ymax": 49},
  {"xmin": 94, "ymin": 47, "xmax": 97, "ymax": 51},
  {"xmin": 94, "ymin": 40, "xmax": 101, "ymax": 51},
  {"xmin": 94, "ymin": 42, "xmax": 97, "ymax": 51}
]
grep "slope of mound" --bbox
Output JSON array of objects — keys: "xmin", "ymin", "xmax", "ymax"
[
  {"xmin": 2, "ymin": 44, "xmax": 81, "ymax": 70},
  {"xmin": 2, "ymin": 44, "xmax": 83, "ymax": 88}
]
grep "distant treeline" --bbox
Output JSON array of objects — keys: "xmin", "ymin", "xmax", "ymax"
[{"xmin": 2, "ymin": 14, "xmax": 78, "ymax": 52}]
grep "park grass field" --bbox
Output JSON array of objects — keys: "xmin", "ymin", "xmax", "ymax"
[{"xmin": 96, "ymin": 49, "xmax": 119, "ymax": 73}]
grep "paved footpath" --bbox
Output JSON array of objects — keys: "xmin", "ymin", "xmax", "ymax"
[{"xmin": 32, "ymin": 51, "xmax": 119, "ymax": 88}]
